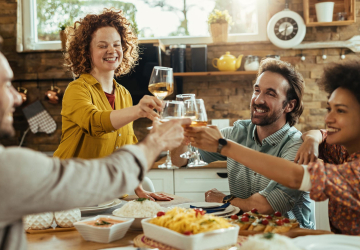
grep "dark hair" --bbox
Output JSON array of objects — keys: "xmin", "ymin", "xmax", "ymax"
[
  {"xmin": 257, "ymin": 58, "xmax": 305, "ymax": 126},
  {"xmin": 64, "ymin": 8, "xmax": 139, "ymax": 77},
  {"xmin": 318, "ymin": 61, "xmax": 360, "ymax": 104}
]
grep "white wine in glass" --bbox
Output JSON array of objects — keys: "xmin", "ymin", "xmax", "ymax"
[
  {"xmin": 187, "ymin": 99, "xmax": 208, "ymax": 167},
  {"xmin": 148, "ymin": 66, "xmax": 174, "ymax": 100}
]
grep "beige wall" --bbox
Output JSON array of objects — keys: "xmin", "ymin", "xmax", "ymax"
[{"xmin": 1, "ymin": 0, "xmax": 360, "ymax": 151}]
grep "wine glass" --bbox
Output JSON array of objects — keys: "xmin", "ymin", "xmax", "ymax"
[
  {"xmin": 148, "ymin": 66, "xmax": 174, "ymax": 100},
  {"xmin": 176, "ymin": 94, "xmax": 196, "ymax": 159},
  {"xmin": 147, "ymin": 66, "xmax": 174, "ymax": 130},
  {"xmin": 158, "ymin": 100, "xmax": 184, "ymax": 169},
  {"xmin": 187, "ymin": 99, "xmax": 208, "ymax": 167}
]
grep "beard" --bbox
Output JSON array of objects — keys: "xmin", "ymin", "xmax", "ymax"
[{"xmin": 250, "ymin": 103, "xmax": 286, "ymax": 126}]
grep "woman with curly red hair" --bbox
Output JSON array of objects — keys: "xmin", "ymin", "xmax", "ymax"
[{"xmin": 54, "ymin": 8, "xmax": 171, "ymax": 201}]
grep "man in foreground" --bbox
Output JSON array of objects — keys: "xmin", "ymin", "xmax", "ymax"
[
  {"xmin": 0, "ymin": 50, "xmax": 190, "ymax": 249},
  {"xmin": 173, "ymin": 58, "xmax": 314, "ymax": 229}
]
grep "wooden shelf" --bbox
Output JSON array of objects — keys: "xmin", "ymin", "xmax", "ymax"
[
  {"xmin": 173, "ymin": 71, "xmax": 257, "ymax": 77},
  {"xmin": 305, "ymin": 20, "xmax": 355, "ymax": 27},
  {"xmin": 303, "ymin": 0, "xmax": 356, "ymax": 27}
]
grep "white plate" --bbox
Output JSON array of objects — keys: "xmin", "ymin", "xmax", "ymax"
[
  {"xmin": 79, "ymin": 199, "xmax": 122, "ymax": 213},
  {"xmin": 173, "ymin": 202, "xmax": 240, "ymax": 217},
  {"xmin": 142, "ymin": 217, "xmax": 239, "ymax": 250},
  {"xmin": 292, "ymin": 235, "xmax": 360, "ymax": 250}
]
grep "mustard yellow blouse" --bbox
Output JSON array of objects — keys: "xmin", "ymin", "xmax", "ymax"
[{"xmin": 54, "ymin": 74, "xmax": 138, "ymax": 159}]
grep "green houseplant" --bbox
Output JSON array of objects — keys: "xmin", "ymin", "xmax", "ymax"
[{"xmin": 208, "ymin": 9, "xmax": 233, "ymax": 43}]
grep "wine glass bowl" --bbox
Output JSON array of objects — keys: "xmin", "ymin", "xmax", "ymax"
[{"xmin": 148, "ymin": 66, "xmax": 174, "ymax": 100}]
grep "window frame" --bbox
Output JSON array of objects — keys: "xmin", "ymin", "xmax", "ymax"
[{"xmin": 19, "ymin": 0, "xmax": 268, "ymax": 52}]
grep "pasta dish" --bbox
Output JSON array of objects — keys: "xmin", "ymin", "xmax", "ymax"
[{"xmin": 149, "ymin": 207, "xmax": 233, "ymax": 235}]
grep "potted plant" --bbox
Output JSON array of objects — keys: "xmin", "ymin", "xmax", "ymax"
[
  {"xmin": 58, "ymin": 21, "xmax": 70, "ymax": 50},
  {"xmin": 208, "ymin": 9, "xmax": 233, "ymax": 43}
]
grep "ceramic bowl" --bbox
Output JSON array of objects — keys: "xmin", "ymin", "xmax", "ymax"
[{"xmin": 74, "ymin": 215, "xmax": 134, "ymax": 243}]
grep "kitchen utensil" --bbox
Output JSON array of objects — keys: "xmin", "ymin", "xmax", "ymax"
[
  {"xmin": 17, "ymin": 87, "xmax": 27, "ymax": 103},
  {"xmin": 45, "ymin": 86, "xmax": 61, "ymax": 104}
]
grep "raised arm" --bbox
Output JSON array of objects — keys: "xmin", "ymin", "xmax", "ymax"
[
  {"xmin": 186, "ymin": 126, "xmax": 304, "ymax": 190},
  {"xmin": 294, "ymin": 130, "xmax": 323, "ymax": 164}
]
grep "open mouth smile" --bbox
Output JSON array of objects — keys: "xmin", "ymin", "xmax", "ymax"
[{"xmin": 103, "ymin": 57, "xmax": 118, "ymax": 62}]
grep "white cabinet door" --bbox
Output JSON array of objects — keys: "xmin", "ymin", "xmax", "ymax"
[
  {"xmin": 315, "ymin": 199, "xmax": 330, "ymax": 231},
  {"xmin": 174, "ymin": 168, "xmax": 229, "ymax": 193},
  {"xmin": 147, "ymin": 170, "xmax": 174, "ymax": 194}
]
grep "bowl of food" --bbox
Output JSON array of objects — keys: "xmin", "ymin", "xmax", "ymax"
[
  {"xmin": 73, "ymin": 215, "xmax": 134, "ymax": 243},
  {"xmin": 142, "ymin": 207, "xmax": 239, "ymax": 250},
  {"xmin": 112, "ymin": 198, "xmax": 166, "ymax": 230},
  {"xmin": 240, "ymin": 233, "xmax": 302, "ymax": 250}
]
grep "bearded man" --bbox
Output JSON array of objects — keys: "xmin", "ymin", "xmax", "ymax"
[{"xmin": 172, "ymin": 58, "xmax": 314, "ymax": 229}]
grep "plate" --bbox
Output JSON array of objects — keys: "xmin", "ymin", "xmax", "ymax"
[
  {"xmin": 292, "ymin": 235, "xmax": 360, "ymax": 250},
  {"xmin": 79, "ymin": 199, "xmax": 122, "ymax": 213},
  {"xmin": 173, "ymin": 202, "xmax": 240, "ymax": 217}
]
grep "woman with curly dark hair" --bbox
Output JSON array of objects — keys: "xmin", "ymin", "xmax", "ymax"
[
  {"xmin": 187, "ymin": 61, "xmax": 360, "ymax": 235},
  {"xmin": 54, "ymin": 8, "xmax": 171, "ymax": 201}
]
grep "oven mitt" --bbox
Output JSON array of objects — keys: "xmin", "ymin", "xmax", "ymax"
[{"xmin": 22, "ymin": 100, "xmax": 57, "ymax": 134}]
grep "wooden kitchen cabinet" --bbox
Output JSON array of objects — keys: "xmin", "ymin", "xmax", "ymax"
[{"xmin": 303, "ymin": 0, "xmax": 355, "ymax": 26}]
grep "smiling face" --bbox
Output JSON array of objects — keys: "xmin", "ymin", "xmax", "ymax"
[
  {"xmin": 0, "ymin": 53, "xmax": 22, "ymax": 138},
  {"xmin": 325, "ymin": 87, "xmax": 360, "ymax": 153},
  {"xmin": 90, "ymin": 26, "xmax": 123, "ymax": 75},
  {"xmin": 250, "ymin": 71, "xmax": 294, "ymax": 127}
]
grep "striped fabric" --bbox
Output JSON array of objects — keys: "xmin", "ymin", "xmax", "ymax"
[{"xmin": 198, "ymin": 120, "xmax": 315, "ymax": 229}]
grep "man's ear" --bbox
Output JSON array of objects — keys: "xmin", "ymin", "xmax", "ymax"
[{"xmin": 285, "ymin": 99, "xmax": 297, "ymax": 113}]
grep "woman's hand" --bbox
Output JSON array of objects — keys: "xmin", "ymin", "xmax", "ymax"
[
  {"xmin": 135, "ymin": 95, "xmax": 162, "ymax": 120},
  {"xmin": 185, "ymin": 125, "xmax": 222, "ymax": 152},
  {"xmin": 294, "ymin": 133, "xmax": 321, "ymax": 164},
  {"xmin": 135, "ymin": 187, "xmax": 173, "ymax": 201}
]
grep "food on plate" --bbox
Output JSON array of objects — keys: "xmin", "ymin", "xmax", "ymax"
[
  {"xmin": 77, "ymin": 217, "xmax": 124, "ymax": 228},
  {"xmin": 149, "ymin": 207, "xmax": 234, "ymax": 235},
  {"xmin": 239, "ymin": 232, "xmax": 302, "ymax": 250},
  {"xmin": 113, "ymin": 198, "xmax": 165, "ymax": 217},
  {"xmin": 229, "ymin": 209, "xmax": 299, "ymax": 233}
]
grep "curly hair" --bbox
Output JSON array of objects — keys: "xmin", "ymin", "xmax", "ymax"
[
  {"xmin": 257, "ymin": 58, "xmax": 305, "ymax": 127},
  {"xmin": 64, "ymin": 8, "xmax": 139, "ymax": 77},
  {"xmin": 318, "ymin": 61, "xmax": 360, "ymax": 105}
]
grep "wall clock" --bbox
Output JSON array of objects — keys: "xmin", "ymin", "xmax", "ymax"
[{"xmin": 267, "ymin": 8, "xmax": 306, "ymax": 49}]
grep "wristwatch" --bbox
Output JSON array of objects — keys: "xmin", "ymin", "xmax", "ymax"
[
  {"xmin": 223, "ymin": 194, "xmax": 235, "ymax": 204},
  {"xmin": 217, "ymin": 138, "xmax": 228, "ymax": 154}
]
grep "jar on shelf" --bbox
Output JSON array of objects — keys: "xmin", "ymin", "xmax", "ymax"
[{"xmin": 244, "ymin": 55, "xmax": 259, "ymax": 71}]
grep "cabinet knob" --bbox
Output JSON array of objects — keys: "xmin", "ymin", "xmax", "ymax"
[{"xmin": 216, "ymin": 173, "xmax": 228, "ymax": 178}]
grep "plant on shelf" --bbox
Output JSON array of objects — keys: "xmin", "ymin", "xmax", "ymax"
[
  {"xmin": 58, "ymin": 21, "xmax": 71, "ymax": 50},
  {"xmin": 208, "ymin": 9, "xmax": 233, "ymax": 43}
]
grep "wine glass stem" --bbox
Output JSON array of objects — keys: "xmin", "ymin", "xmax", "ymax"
[{"xmin": 164, "ymin": 150, "xmax": 172, "ymax": 167}]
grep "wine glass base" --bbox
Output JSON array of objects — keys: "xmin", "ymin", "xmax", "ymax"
[
  {"xmin": 158, "ymin": 163, "xmax": 179, "ymax": 169},
  {"xmin": 187, "ymin": 160, "xmax": 208, "ymax": 167},
  {"xmin": 180, "ymin": 151, "xmax": 195, "ymax": 159}
]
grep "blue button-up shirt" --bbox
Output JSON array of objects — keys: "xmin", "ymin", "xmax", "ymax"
[{"xmin": 198, "ymin": 120, "xmax": 314, "ymax": 229}]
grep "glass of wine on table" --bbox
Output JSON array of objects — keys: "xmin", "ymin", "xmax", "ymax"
[
  {"xmin": 158, "ymin": 100, "xmax": 184, "ymax": 169},
  {"xmin": 187, "ymin": 99, "xmax": 209, "ymax": 167},
  {"xmin": 147, "ymin": 66, "xmax": 174, "ymax": 129}
]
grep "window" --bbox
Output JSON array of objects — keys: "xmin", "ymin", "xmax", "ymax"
[{"xmin": 18, "ymin": 0, "xmax": 268, "ymax": 52}]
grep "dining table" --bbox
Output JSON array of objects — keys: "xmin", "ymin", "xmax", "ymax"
[{"xmin": 26, "ymin": 194, "xmax": 193, "ymax": 250}]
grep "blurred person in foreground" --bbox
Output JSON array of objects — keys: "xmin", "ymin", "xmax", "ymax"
[
  {"xmin": 0, "ymin": 50, "xmax": 190, "ymax": 249},
  {"xmin": 53, "ymin": 8, "xmax": 169, "ymax": 200},
  {"xmin": 172, "ymin": 58, "xmax": 314, "ymax": 229},
  {"xmin": 187, "ymin": 61, "xmax": 360, "ymax": 235}
]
